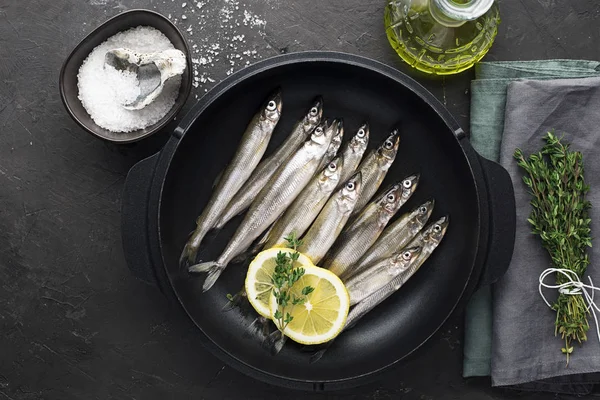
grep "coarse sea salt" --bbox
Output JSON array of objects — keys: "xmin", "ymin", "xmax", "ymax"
[{"xmin": 77, "ymin": 26, "xmax": 182, "ymax": 133}]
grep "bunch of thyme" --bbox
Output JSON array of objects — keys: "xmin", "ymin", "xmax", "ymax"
[
  {"xmin": 514, "ymin": 132, "xmax": 592, "ymax": 364},
  {"xmin": 271, "ymin": 233, "xmax": 314, "ymax": 333}
]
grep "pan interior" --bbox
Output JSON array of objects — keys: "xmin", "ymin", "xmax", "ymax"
[{"xmin": 160, "ymin": 60, "xmax": 480, "ymax": 383}]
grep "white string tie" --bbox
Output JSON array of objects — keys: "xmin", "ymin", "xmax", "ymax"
[{"xmin": 539, "ymin": 268, "xmax": 600, "ymax": 344}]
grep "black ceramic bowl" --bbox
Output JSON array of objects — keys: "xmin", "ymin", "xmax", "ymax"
[{"xmin": 59, "ymin": 9, "xmax": 193, "ymax": 143}]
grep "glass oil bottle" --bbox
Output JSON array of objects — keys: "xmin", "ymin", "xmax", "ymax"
[{"xmin": 384, "ymin": 0, "xmax": 500, "ymax": 75}]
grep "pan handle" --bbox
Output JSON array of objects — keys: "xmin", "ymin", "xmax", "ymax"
[
  {"xmin": 121, "ymin": 152, "xmax": 160, "ymax": 286},
  {"xmin": 477, "ymin": 155, "xmax": 516, "ymax": 286}
]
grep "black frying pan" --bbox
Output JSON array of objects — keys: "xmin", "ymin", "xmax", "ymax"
[{"xmin": 121, "ymin": 51, "xmax": 515, "ymax": 391}]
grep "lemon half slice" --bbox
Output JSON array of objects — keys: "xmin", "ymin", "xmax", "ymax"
[
  {"xmin": 269, "ymin": 265, "xmax": 350, "ymax": 345},
  {"xmin": 245, "ymin": 248, "xmax": 314, "ymax": 318}
]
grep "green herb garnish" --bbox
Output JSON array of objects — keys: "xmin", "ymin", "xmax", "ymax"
[
  {"xmin": 514, "ymin": 132, "xmax": 592, "ymax": 364},
  {"xmin": 271, "ymin": 232, "xmax": 314, "ymax": 334}
]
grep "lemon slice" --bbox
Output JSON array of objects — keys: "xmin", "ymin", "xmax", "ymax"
[
  {"xmin": 269, "ymin": 265, "xmax": 350, "ymax": 345},
  {"xmin": 245, "ymin": 248, "xmax": 314, "ymax": 318}
]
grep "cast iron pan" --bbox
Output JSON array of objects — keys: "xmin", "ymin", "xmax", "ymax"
[{"xmin": 121, "ymin": 51, "xmax": 515, "ymax": 390}]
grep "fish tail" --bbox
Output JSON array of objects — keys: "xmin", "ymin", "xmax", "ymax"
[
  {"xmin": 188, "ymin": 261, "xmax": 217, "ymax": 273},
  {"xmin": 262, "ymin": 329, "xmax": 287, "ymax": 356},
  {"xmin": 201, "ymin": 264, "xmax": 225, "ymax": 292},
  {"xmin": 309, "ymin": 349, "xmax": 328, "ymax": 364},
  {"xmin": 178, "ymin": 240, "xmax": 200, "ymax": 269},
  {"xmin": 179, "ymin": 227, "xmax": 208, "ymax": 267},
  {"xmin": 187, "ymin": 261, "xmax": 225, "ymax": 292},
  {"xmin": 309, "ymin": 341, "xmax": 333, "ymax": 364},
  {"xmin": 243, "ymin": 317, "xmax": 262, "ymax": 339},
  {"xmin": 244, "ymin": 316, "xmax": 271, "ymax": 340}
]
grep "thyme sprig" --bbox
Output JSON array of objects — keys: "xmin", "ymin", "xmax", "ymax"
[
  {"xmin": 514, "ymin": 132, "xmax": 592, "ymax": 364},
  {"xmin": 272, "ymin": 233, "xmax": 314, "ymax": 334}
]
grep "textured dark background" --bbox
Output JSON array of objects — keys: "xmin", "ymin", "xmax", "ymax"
[{"xmin": 1, "ymin": 0, "xmax": 600, "ymax": 399}]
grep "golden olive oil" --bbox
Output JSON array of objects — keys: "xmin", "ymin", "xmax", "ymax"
[{"xmin": 384, "ymin": 0, "xmax": 500, "ymax": 75}]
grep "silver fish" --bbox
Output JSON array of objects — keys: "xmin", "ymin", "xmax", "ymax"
[
  {"xmin": 316, "ymin": 119, "xmax": 344, "ymax": 172},
  {"xmin": 406, "ymin": 215, "xmax": 450, "ymax": 270},
  {"xmin": 350, "ymin": 199, "xmax": 434, "ymax": 279},
  {"xmin": 344, "ymin": 215, "xmax": 449, "ymax": 330},
  {"xmin": 179, "ymin": 90, "xmax": 282, "ymax": 266},
  {"xmin": 262, "ymin": 154, "xmax": 344, "ymax": 249},
  {"xmin": 324, "ymin": 175, "xmax": 420, "ymax": 279},
  {"xmin": 298, "ymin": 172, "xmax": 362, "ymax": 264},
  {"xmin": 308, "ymin": 213, "xmax": 445, "ymax": 364},
  {"xmin": 338, "ymin": 122, "xmax": 370, "ymax": 184},
  {"xmin": 351, "ymin": 129, "xmax": 400, "ymax": 216},
  {"xmin": 345, "ymin": 245, "xmax": 422, "ymax": 305},
  {"xmin": 189, "ymin": 120, "xmax": 334, "ymax": 291},
  {"xmin": 262, "ymin": 172, "xmax": 359, "ymax": 357},
  {"xmin": 215, "ymin": 98, "xmax": 324, "ymax": 229}
]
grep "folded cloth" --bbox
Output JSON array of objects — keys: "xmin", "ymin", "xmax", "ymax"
[
  {"xmin": 463, "ymin": 59, "xmax": 600, "ymax": 382},
  {"xmin": 492, "ymin": 76, "xmax": 600, "ymax": 391}
]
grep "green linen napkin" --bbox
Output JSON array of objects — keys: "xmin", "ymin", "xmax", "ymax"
[{"xmin": 463, "ymin": 59, "xmax": 600, "ymax": 378}]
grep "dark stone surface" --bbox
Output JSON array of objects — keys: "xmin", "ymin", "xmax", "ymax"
[{"xmin": 1, "ymin": 0, "xmax": 599, "ymax": 398}]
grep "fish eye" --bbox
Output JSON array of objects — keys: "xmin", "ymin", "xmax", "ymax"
[
  {"xmin": 357, "ymin": 128, "xmax": 365, "ymax": 138},
  {"xmin": 346, "ymin": 182, "xmax": 355, "ymax": 191},
  {"xmin": 384, "ymin": 140, "xmax": 394, "ymax": 150},
  {"xmin": 386, "ymin": 193, "xmax": 395, "ymax": 202},
  {"xmin": 310, "ymin": 107, "xmax": 319, "ymax": 115},
  {"xmin": 327, "ymin": 162, "xmax": 337, "ymax": 172},
  {"xmin": 434, "ymin": 225, "xmax": 442, "ymax": 232},
  {"xmin": 267, "ymin": 100, "xmax": 277, "ymax": 111},
  {"xmin": 402, "ymin": 179, "xmax": 412, "ymax": 188},
  {"xmin": 314, "ymin": 126, "xmax": 324, "ymax": 135},
  {"xmin": 402, "ymin": 251, "xmax": 412, "ymax": 260},
  {"xmin": 419, "ymin": 206, "xmax": 427, "ymax": 213}
]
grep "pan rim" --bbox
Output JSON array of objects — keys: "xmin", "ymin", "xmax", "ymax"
[{"xmin": 152, "ymin": 50, "xmax": 484, "ymax": 389}]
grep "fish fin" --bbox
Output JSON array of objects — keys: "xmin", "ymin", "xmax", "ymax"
[
  {"xmin": 309, "ymin": 340, "xmax": 333, "ymax": 364},
  {"xmin": 309, "ymin": 348, "xmax": 328, "ymax": 364},
  {"xmin": 188, "ymin": 261, "xmax": 216, "ymax": 273},
  {"xmin": 213, "ymin": 217, "xmax": 228, "ymax": 230},
  {"xmin": 345, "ymin": 318, "xmax": 359, "ymax": 330},
  {"xmin": 308, "ymin": 339, "xmax": 335, "ymax": 364},
  {"xmin": 187, "ymin": 261, "xmax": 224, "ymax": 292},
  {"xmin": 178, "ymin": 243, "xmax": 191, "ymax": 268},
  {"xmin": 244, "ymin": 316, "xmax": 271, "ymax": 340},
  {"xmin": 212, "ymin": 169, "xmax": 223, "ymax": 189},
  {"xmin": 179, "ymin": 225, "xmax": 211, "ymax": 267},
  {"xmin": 262, "ymin": 329, "xmax": 287, "ymax": 356},
  {"xmin": 202, "ymin": 264, "xmax": 225, "ymax": 292},
  {"xmin": 257, "ymin": 227, "xmax": 272, "ymax": 247},
  {"xmin": 179, "ymin": 240, "xmax": 199, "ymax": 269}
]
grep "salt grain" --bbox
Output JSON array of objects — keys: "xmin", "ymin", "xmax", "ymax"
[
  {"xmin": 182, "ymin": 14, "xmax": 187, "ymax": 19},
  {"xmin": 77, "ymin": 26, "xmax": 182, "ymax": 133},
  {"xmin": 168, "ymin": 0, "xmax": 268, "ymax": 91}
]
